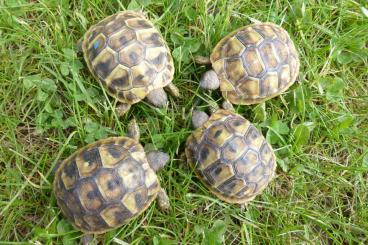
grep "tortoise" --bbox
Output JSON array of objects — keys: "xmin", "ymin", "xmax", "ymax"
[
  {"xmin": 53, "ymin": 120, "xmax": 170, "ymax": 234},
  {"xmin": 197, "ymin": 22, "xmax": 300, "ymax": 105},
  {"xmin": 78, "ymin": 11, "xmax": 179, "ymax": 115},
  {"xmin": 185, "ymin": 103, "xmax": 276, "ymax": 204}
]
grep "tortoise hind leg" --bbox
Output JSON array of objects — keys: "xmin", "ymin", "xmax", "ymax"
[
  {"xmin": 127, "ymin": 119, "xmax": 140, "ymax": 141},
  {"xmin": 194, "ymin": 56, "xmax": 211, "ymax": 65},
  {"xmin": 156, "ymin": 188, "xmax": 170, "ymax": 211},
  {"xmin": 81, "ymin": 234, "xmax": 94, "ymax": 245},
  {"xmin": 165, "ymin": 83, "xmax": 180, "ymax": 97}
]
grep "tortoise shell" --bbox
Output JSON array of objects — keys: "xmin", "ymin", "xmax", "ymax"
[
  {"xmin": 82, "ymin": 11, "xmax": 174, "ymax": 104},
  {"xmin": 185, "ymin": 110, "xmax": 276, "ymax": 204},
  {"xmin": 53, "ymin": 137, "xmax": 160, "ymax": 234},
  {"xmin": 210, "ymin": 23, "xmax": 300, "ymax": 105}
]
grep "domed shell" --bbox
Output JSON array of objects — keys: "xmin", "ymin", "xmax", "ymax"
[
  {"xmin": 53, "ymin": 137, "xmax": 160, "ymax": 234},
  {"xmin": 185, "ymin": 110, "xmax": 276, "ymax": 204},
  {"xmin": 210, "ymin": 23, "xmax": 300, "ymax": 105},
  {"xmin": 82, "ymin": 11, "xmax": 174, "ymax": 104}
]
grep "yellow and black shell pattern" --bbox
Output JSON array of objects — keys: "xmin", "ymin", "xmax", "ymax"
[
  {"xmin": 82, "ymin": 11, "xmax": 174, "ymax": 104},
  {"xmin": 185, "ymin": 110, "xmax": 276, "ymax": 204},
  {"xmin": 210, "ymin": 23, "xmax": 300, "ymax": 105},
  {"xmin": 53, "ymin": 137, "xmax": 160, "ymax": 234}
]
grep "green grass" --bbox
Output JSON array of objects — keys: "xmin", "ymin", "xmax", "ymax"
[{"xmin": 1, "ymin": 0, "xmax": 367, "ymax": 244}]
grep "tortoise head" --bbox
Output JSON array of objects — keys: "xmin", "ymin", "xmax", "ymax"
[{"xmin": 199, "ymin": 70, "xmax": 220, "ymax": 91}]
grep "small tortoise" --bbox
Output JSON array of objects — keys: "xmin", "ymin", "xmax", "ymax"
[
  {"xmin": 79, "ymin": 11, "xmax": 179, "ymax": 115},
  {"xmin": 185, "ymin": 105, "xmax": 276, "ymax": 204},
  {"xmin": 53, "ymin": 120, "xmax": 170, "ymax": 234},
  {"xmin": 197, "ymin": 22, "xmax": 300, "ymax": 105}
]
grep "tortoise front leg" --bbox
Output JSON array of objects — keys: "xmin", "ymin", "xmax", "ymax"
[
  {"xmin": 76, "ymin": 37, "xmax": 84, "ymax": 54},
  {"xmin": 222, "ymin": 100, "xmax": 234, "ymax": 112},
  {"xmin": 156, "ymin": 187, "xmax": 170, "ymax": 211},
  {"xmin": 116, "ymin": 103, "xmax": 131, "ymax": 117},
  {"xmin": 146, "ymin": 88, "xmax": 168, "ymax": 107}
]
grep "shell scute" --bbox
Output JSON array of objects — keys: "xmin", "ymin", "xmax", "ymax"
[
  {"xmin": 95, "ymin": 169, "xmax": 125, "ymax": 201},
  {"xmin": 87, "ymin": 34, "xmax": 107, "ymax": 61},
  {"xmin": 100, "ymin": 205, "xmax": 132, "ymax": 227},
  {"xmin": 92, "ymin": 48, "xmax": 119, "ymax": 79},
  {"xmin": 221, "ymin": 136, "xmax": 246, "ymax": 162},
  {"xmin": 236, "ymin": 28, "xmax": 263, "ymax": 46},
  {"xmin": 197, "ymin": 142, "xmax": 220, "ymax": 170},
  {"xmin": 108, "ymin": 28, "xmax": 136, "ymax": 51},
  {"xmin": 224, "ymin": 58, "xmax": 247, "ymax": 83},
  {"xmin": 77, "ymin": 179, "xmax": 105, "ymax": 212},
  {"xmin": 207, "ymin": 123, "xmax": 232, "ymax": 146},
  {"xmin": 75, "ymin": 147, "xmax": 102, "ymax": 178},
  {"xmin": 137, "ymin": 30, "xmax": 164, "ymax": 47},
  {"xmin": 60, "ymin": 159, "xmax": 79, "ymax": 190},
  {"xmin": 118, "ymin": 42, "xmax": 146, "ymax": 67}
]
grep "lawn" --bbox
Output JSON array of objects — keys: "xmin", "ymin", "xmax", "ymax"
[{"xmin": 0, "ymin": 0, "xmax": 367, "ymax": 244}]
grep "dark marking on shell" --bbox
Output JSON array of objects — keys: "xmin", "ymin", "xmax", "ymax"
[
  {"xmin": 217, "ymin": 178, "xmax": 240, "ymax": 195},
  {"xmin": 82, "ymin": 148, "xmax": 100, "ymax": 165},
  {"xmin": 145, "ymin": 67, "xmax": 156, "ymax": 77},
  {"xmin": 151, "ymin": 52, "xmax": 165, "ymax": 66},
  {"xmin": 126, "ymin": 91, "xmax": 137, "ymax": 101},
  {"xmin": 132, "ymin": 74, "xmax": 146, "ymax": 87},
  {"xmin": 214, "ymin": 130, "xmax": 222, "ymax": 138},
  {"xmin": 214, "ymin": 167, "xmax": 222, "ymax": 175},
  {"xmin": 227, "ymin": 141, "xmax": 237, "ymax": 153},
  {"xmin": 111, "ymin": 72, "xmax": 130, "ymax": 89},
  {"xmin": 118, "ymin": 138, "xmax": 128, "ymax": 146},
  {"xmin": 134, "ymin": 193, "xmax": 144, "ymax": 209},
  {"xmin": 113, "ymin": 207, "xmax": 131, "ymax": 224},
  {"xmin": 63, "ymin": 159, "xmax": 78, "ymax": 178},
  {"xmin": 108, "ymin": 85, "xmax": 117, "ymax": 94},
  {"xmin": 129, "ymin": 52, "xmax": 139, "ymax": 64},
  {"xmin": 94, "ymin": 54, "xmax": 118, "ymax": 79},
  {"xmin": 245, "ymin": 125, "xmax": 259, "ymax": 144},
  {"xmin": 233, "ymin": 120, "xmax": 241, "ymax": 126},
  {"xmin": 129, "ymin": 19, "xmax": 152, "ymax": 29},
  {"xmin": 107, "ymin": 146, "xmax": 123, "ymax": 159},
  {"xmin": 103, "ymin": 22, "xmax": 125, "ymax": 36},
  {"xmin": 107, "ymin": 178, "xmax": 121, "ymax": 190},
  {"xmin": 83, "ymin": 214, "xmax": 109, "ymax": 232},
  {"xmin": 87, "ymin": 190, "xmax": 97, "ymax": 200},
  {"xmin": 200, "ymin": 147, "xmax": 209, "ymax": 162}
]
